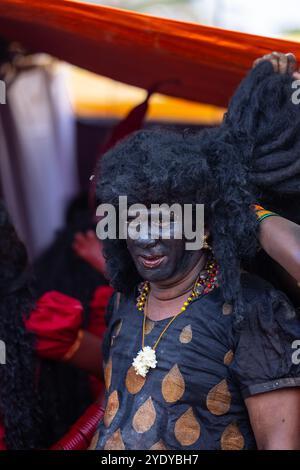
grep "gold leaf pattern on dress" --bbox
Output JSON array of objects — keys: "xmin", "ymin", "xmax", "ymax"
[
  {"xmin": 206, "ymin": 379, "xmax": 231, "ymax": 416},
  {"xmin": 145, "ymin": 319, "xmax": 155, "ymax": 335},
  {"xmin": 104, "ymin": 429, "xmax": 125, "ymax": 450},
  {"xmin": 223, "ymin": 350, "xmax": 234, "ymax": 366},
  {"xmin": 174, "ymin": 407, "xmax": 201, "ymax": 446},
  {"xmin": 104, "ymin": 357, "xmax": 112, "ymax": 391},
  {"xmin": 162, "ymin": 364, "xmax": 185, "ymax": 403},
  {"xmin": 104, "ymin": 390, "xmax": 119, "ymax": 428},
  {"xmin": 132, "ymin": 397, "xmax": 156, "ymax": 433},
  {"xmin": 179, "ymin": 324, "xmax": 193, "ymax": 343},
  {"xmin": 222, "ymin": 303, "xmax": 233, "ymax": 315},
  {"xmin": 125, "ymin": 366, "xmax": 146, "ymax": 394},
  {"xmin": 150, "ymin": 440, "xmax": 167, "ymax": 450},
  {"xmin": 221, "ymin": 423, "xmax": 245, "ymax": 450},
  {"xmin": 88, "ymin": 430, "xmax": 99, "ymax": 450}
]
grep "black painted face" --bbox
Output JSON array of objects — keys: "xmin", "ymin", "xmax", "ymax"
[{"xmin": 126, "ymin": 208, "xmax": 202, "ymax": 285}]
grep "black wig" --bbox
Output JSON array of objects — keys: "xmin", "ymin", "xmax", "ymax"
[{"xmin": 96, "ymin": 60, "xmax": 300, "ymax": 319}]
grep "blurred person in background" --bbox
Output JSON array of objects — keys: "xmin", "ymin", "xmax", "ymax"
[
  {"xmin": 0, "ymin": 199, "xmax": 111, "ymax": 448},
  {"xmin": 32, "ymin": 192, "xmax": 113, "ymax": 446}
]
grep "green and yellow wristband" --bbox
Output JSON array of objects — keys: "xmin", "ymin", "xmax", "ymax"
[{"xmin": 251, "ymin": 204, "xmax": 278, "ymax": 223}]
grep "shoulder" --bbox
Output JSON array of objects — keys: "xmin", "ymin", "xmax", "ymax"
[
  {"xmin": 239, "ymin": 272, "xmax": 295, "ymax": 317},
  {"xmin": 229, "ymin": 273, "xmax": 300, "ymax": 399},
  {"xmin": 240, "ymin": 271, "xmax": 277, "ymax": 300},
  {"xmin": 235, "ymin": 271, "xmax": 299, "ymax": 338}
]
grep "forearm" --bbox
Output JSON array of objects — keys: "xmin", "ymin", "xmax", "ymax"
[
  {"xmin": 258, "ymin": 436, "xmax": 300, "ymax": 450},
  {"xmin": 246, "ymin": 388, "xmax": 300, "ymax": 450},
  {"xmin": 66, "ymin": 330, "xmax": 103, "ymax": 379},
  {"xmin": 259, "ymin": 215, "xmax": 300, "ymax": 284}
]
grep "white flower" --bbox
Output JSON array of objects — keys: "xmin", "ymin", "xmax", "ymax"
[{"xmin": 132, "ymin": 346, "xmax": 157, "ymax": 377}]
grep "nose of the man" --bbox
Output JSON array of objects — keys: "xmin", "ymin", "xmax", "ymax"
[{"xmin": 135, "ymin": 235, "xmax": 158, "ymax": 249}]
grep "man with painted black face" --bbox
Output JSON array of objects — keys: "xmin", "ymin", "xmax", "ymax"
[{"xmin": 93, "ymin": 53, "xmax": 300, "ymax": 450}]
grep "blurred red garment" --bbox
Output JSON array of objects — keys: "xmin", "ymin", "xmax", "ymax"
[
  {"xmin": 88, "ymin": 285, "xmax": 114, "ymax": 338},
  {"xmin": 0, "ymin": 422, "xmax": 5, "ymax": 450},
  {"xmin": 26, "ymin": 287, "xmax": 113, "ymax": 403},
  {"xmin": 25, "ymin": 291, "xmax": 84, "ymax": 360},
  {"xmin": 51, "ymin": 401, "xmax": 104, "ymax": 450},
  {"xmin": 2, "ymin": 1, "xmax": 300, "ymax": 107},
  {"xmin": 87, "ymin": 285, "xmax": 114, "ymax": 400}
]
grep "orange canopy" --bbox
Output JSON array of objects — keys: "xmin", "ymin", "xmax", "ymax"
[{"xmin": 1, "ymin": 0, "xmax": 300, "ymax": 107}]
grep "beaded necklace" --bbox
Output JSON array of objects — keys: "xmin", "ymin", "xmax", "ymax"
[{"xmin": 132, "ymin": 255, "xmax": 219, "ymax": 377}]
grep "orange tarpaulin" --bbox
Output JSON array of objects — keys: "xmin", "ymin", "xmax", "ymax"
[{"xmin": 1, "ymin": 0, "xmax": 300, "ymax": 107}]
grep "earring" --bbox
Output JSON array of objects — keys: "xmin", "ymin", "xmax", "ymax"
[{"xmin": 203, "ymin": 234, "xmax": 211, "ymax": 250}]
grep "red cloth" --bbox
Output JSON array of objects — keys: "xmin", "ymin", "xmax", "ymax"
[
  {"xmin": 87, "ymin": 286, "xmax": 114, "ymax": 338},
  {"xmin": 99, "ymin": 86, "xmax": 162, "ymax": 155},
  {"xmin": 0, "ymin": 421, "xmax": 6, "ymax": 450},
  {"xmin": 87, "ymin": 285, "xmax": 114, "ymax": 400},
  {"xmin": 2, "ymin": 1, "xmax": 300, "ymax": 107},
  {"xmin": 51, "ymin": 402, "xmax": 104, "ymax": 450},
  {"xmin": 26, "ymin": 287, "xmax": 113, "ymax": 360},
  {"xmin": 25, "ymin": 291, "xmax": 83, "ymax": 361}
]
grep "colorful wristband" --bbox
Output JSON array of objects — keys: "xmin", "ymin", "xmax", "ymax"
[
  {"xmin": 257, "ymin": 212, "xmax": 278, "ymax": 223},
  {"xmin": 251, "ymin": 204, "xmax": 278, "ymax": 223}
]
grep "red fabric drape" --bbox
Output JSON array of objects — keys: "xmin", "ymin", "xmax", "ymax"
[
  {"xmin": 51, "ymin": 402, "xmax": 104, "ymax": 450},
  {"xmin": 25, "ymin": 291, "xmax": 83, "ymax": 360},
  {"xmin": 1, "ymin": 0, "xmax": 300, "ymax": 107}
]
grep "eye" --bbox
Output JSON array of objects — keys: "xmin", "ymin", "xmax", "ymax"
[
  {"xmin": 151, "ymin": 212, "xmax": 178, "ymax": 228},
  {"xmin": 160, "ymin": 218, "xmax": 173, "ymax": 228}
]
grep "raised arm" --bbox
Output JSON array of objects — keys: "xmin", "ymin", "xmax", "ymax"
[
  {"xmin": 259, "ymin": 214, "xmax": 300, "ymax": 285},
  {"xmin": 246, "ymin": 388, "xmax": 300, "ymax": 450},
  {"xmin": 249, "ymin": 53, "xmax": 300, "ymax": 286},
  {"xmin": 223, "ymin": 51, "xmax": 300, "ymax": 287}
]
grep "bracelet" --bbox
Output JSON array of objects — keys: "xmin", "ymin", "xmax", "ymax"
[
  {"xmin": 257, "ymin": 212, "xmax": 278, "ymax": 223},
  {"xmin": 251, "ymin": 204, "xmax": 278, "ymax": 223},
  {"xmin": 63, "ymin": 329, "xmax": 84, "ymax": 362}
]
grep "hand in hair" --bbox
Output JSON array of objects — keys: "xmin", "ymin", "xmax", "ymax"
[
  {"xmin": 253, "ymin": 51, "xmax": 300, "ymax": 98},
  {"xmin": 253, "ymin": 51, "xmax": 297, "ymax": 74},
  {"xmin": 224, "ymin": 51, "xmax": 300, "ymax": 194}
]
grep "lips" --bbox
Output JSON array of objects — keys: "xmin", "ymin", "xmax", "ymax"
[{"xmin": 139, "ymin": 254, "xmax": 166, "ymax": 269}]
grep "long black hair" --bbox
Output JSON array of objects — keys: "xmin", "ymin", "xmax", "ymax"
[{"xmin": 0, "ymin": 201, "xmax": 42, "ymax": 449}]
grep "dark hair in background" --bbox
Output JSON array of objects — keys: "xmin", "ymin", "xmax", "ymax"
[
  {"xmin": 97, "ymin": 61, "xmax": 300, "ymax": 320},
  {"xmin": 33, "ymin": 192, "xmax": 107, "ymax": 446},
  {"xmin": 0, "ymin": 201, "xmax": 42, "ymax": 449}
]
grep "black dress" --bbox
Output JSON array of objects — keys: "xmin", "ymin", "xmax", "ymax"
[{"xmin": 95, "ymin": 273, "xmax": 300, "ymax": 450}]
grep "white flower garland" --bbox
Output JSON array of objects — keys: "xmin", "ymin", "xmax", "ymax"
[{"xmin": 132, "ymin": 346, "xmax": 157, "ymax": 377}]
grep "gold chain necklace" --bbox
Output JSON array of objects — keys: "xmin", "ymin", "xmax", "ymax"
[{"xmin": 132, "ymin": 255, "xmax": 219, "ymax": 377}]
